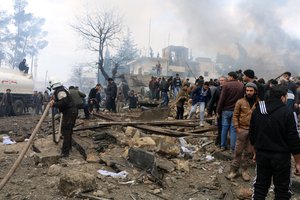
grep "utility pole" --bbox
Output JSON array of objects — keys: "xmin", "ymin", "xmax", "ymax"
[{"xmin": 148, "ymin": 18, "xmax": 151, "ymax": 57}]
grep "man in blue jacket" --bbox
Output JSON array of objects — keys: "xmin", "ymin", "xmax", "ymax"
[{"xmin": 188, "ymin": 81, "xmax": 211, "ymax": 127}]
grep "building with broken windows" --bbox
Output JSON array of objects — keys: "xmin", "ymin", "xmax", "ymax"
[{"xmin": 129, "ymin": 45, "xmax": 218, "ymax": 80}]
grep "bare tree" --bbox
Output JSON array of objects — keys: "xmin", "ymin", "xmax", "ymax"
[
  {"xmin": 67, "ymin": 64, "xmax": 96, "ymax": 94},
  {"xmin": 72, "ymin": 9, "xmax": 123, "ymax": 83}
]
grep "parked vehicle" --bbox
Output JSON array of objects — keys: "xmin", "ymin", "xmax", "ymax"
[{"xmin": 0, "ymin": 68, "xmax": 34, "ymax": 115}]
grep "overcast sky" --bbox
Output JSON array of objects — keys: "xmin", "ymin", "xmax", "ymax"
[{"xmin": 1, "ymin": 0, "xmax": 300, "ymax": 82}]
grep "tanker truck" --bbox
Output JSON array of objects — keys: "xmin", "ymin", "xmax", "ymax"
[{"xmin": 0, "ymin": 68, "xmax": 34, "ymax": 115}]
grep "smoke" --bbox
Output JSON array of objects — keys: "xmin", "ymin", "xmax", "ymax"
[{"xmin": 171, "ymin": 0, "xmax": 300, "ymax": 79}]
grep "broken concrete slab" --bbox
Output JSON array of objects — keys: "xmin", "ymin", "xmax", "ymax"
[
  {"xmin": 128, "ymin": 147, "xmax": 155, "ymax": 170},
  {"xmin": 156, "ymin": 139, "xmax": 180, "ymax": 157},
  {"xmin": 58, "ymin": 170, "xmax": 97, "ymax": 197},
  {"xmin": 156, "ymin": 157, "xmax": 175, "ymax": 172},
  {"xmin": 33, "ymin": 151, "xmax": 60, "ymax": 166},
  {"xmin": 128, "ymin": 147, "xmax": 163, "ymax": 185}
]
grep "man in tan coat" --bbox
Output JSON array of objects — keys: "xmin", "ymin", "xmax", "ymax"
[{"xmin": 227, "ymin": 82, "xmax": 259, "ymax": 181}]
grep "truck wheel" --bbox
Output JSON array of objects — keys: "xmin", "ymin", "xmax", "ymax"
[{"xmin": 13, "ymin": 100, "xmax": 24, "ymax": 115}]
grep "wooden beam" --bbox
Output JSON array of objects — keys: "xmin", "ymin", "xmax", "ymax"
[
  {"xmin": 74, "ymin": 120, "xmax": 198, "ymax": 131},
  {"xmin": 187, "ymin": 126, "xmax": 218, "ymax": 134}
]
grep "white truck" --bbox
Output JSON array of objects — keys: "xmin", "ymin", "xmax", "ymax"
[{"xmin": 0, "ymin": 68, "xmax": 34, "ymax": 115}]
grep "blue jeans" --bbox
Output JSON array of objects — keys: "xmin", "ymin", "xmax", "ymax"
[
  {"xmin": 173, "ymin": 87, "xmax": 180, "ymax": 99},
  {"xmin": 188, "ymin": 102, "xmax": 205, "ymax": 123},
  {"xmin": 220, "ymin": 110, "xmax": 236, "ymax": 150},
  {"xmin": 161, "ymin": 91, "xmax": 169, "ymax": 107}
]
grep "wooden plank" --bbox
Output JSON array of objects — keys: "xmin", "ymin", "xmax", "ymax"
[
  {"xmin": 93, "ymin": 112, "xmax": 117, "ymax": 121},
  {"xmin": 187, "ymin": 126, "xmax": 218, "ymax": 134},
  {"xmin": 73, "ymin": 120, "xmax": 198, "ymax": 131},
  {"xmin": 131, "ymin": 124, "xmax": 191, "ymax": 137}
]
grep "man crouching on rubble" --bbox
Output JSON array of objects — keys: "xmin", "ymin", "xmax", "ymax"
[
  {"xmin": 49, "ymin": 79, "xmax": 78, "ymax": 158},
  {"xmin": 249, "ymin": 85, "xmax": 300, "ymax": 199}
]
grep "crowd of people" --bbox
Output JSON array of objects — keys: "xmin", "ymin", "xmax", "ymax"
[
  {"xmin": 147, "ymin": 69, "xmax": 300, "ymax": 198},
  {"xmin": 2, "ymin": 66, "xmax": 300, "ymax": 198}
]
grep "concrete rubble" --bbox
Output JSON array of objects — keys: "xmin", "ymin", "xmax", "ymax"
[{"xmin": 0, "ymin": 107, "xmax": 300, "ymax": 200}]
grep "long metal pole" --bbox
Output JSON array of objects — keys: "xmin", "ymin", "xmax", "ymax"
[{"xmin": 0, "ymin": 103, "xmax": 51, "ymax": 190}]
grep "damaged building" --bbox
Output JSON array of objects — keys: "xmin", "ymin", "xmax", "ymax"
[{"xmin": 129, "ymin": 45, "xmax": 218, "ymax": 81}]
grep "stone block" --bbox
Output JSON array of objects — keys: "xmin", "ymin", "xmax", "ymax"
[
  {"xmin": 58, "ymin": 170, "xmax": 97, "ymax": 197},
  {"xmin": 129, "ymin": 137, "xmax": 156, "ymax": 149},
  {"xmin": 47, "ymin": 164, "xmax": 62, "ymax": 176},
  {"xmin": 33, "ymin": 151, "xmax": 60, "ymax": 166}
]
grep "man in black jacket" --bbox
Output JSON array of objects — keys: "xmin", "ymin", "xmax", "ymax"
[
  {"xmin": 88, "ymin": 84, "xmax": 101, "ymax": 113},
  {"xmin": 106, "ymin": 78, "xmax": 117, "ymax": 112},
  {"xmin": 249, "ymin": 85, "xmax": 300, "ymax": 199},
  {"xmin": 18, "ymin": 58, "xmax": 29, "ymax": 73},
  {"xmin": 243, "ymin": 69, "xmax": 265, "ymax": 100},
  {"xmin": 0, "ymin": 89, "xmax": 14, "ymax": 116},
  {"xmin": 207, "ymin": 76, "xmax": 227, "ymax": 146},
  {"xmin": 49, "ymin": 81, "xmax": 77, "ymax": 158}
]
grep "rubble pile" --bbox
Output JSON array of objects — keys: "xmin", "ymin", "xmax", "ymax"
[{"xmin": 1, "ymin": 108, "xmax": 300, "ymax": 200}]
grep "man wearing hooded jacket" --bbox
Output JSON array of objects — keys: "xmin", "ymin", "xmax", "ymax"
[{"xmin": 249, "ymin": 85, "xmax": 300, "ymax": 199}]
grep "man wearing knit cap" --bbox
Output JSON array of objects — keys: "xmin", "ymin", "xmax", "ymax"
[
  {"xmin": 227, "ymin": 82, "xmax": 259, "ymax": 181},
  {"xmin": 243, "ymin": 69, "xmax": 265, "ymax": 100},
  {"xmin": 217, "ymin": 71, "xmax": 244, "ymax": 152}
]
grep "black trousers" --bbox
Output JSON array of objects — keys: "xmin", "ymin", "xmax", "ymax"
[
  {"xmin": 215, "ymin": 116, "xmax": 222, "ymax": 146},
  {"xmin": 88, "ymin": 99, "xmax": 99, "ymax": 112},
  {"xmin": 176, "ymin": 106, "xmax": 184, "ymax": 119},
  {"xmin": 61, "ymin": 108, "xmax": 78, "ymax": 155},
  {"xmin": 106, "ymin": 98, "xmax": 116, "ymax": 112},
  {"xmin": 77, "ymin": 103, "xmax": 90, "ymax": 118},
  {"xmin": 253, "ymin": 151, "xmax": 292, "ymax": 200}
]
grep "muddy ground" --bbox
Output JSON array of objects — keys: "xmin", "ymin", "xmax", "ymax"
[{"xmin": 1, "ymin": 110, "xmax": 300, "ymax": 200}]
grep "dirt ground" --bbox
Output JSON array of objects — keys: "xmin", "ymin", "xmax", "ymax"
[{"xmin": 1, "ymin": 111, "xmax": 300, "ymax": 200}]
